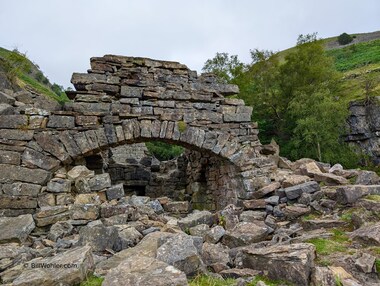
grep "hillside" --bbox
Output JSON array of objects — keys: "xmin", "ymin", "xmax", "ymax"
[{"xmin": 0, "ymin": 47, "xmax": 69, "ymax": 103}]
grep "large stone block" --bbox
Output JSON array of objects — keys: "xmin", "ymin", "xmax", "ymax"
[
  {"xmin": 0, "ymin": 115, "xmax": 28, "ymax": 128},
  {"xmin": 34, "ymin": 132, "xmax": 71, "ymax": 163},
  {"xmin": 47, "ymin": 115, "xmax": 75, "ymax": 128},
  {"xmin": 0, "ymin": 129, "xmax": 34, "ymax": 140},
  {"xmin": 0, "ymin": 150, "xmax": 21, "ymax": 165},
  {"xmin": 2, "ymin": 182, "xmax": 41, "ymax": 197},
  {"xmin": 0, "ymin": 164, "xmax": 52, "ymax": 185},
  {"xmin": 0, "ymin": 194, "xmax": 38, "ymax": 209},
  {"xmin": 22, "ymin": 148, "xmax": 60, "ymax": 171},
  {"xmin": 236, "ymin": 243, "xmax": 316, "ymax": 285}
]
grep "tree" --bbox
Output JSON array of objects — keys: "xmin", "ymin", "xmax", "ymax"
[
  {"xmin": 278, "ymin": 38, "xmax": 353, "ymax": 164},
  {"xmin": 202, "ymin": 52, "xmax": 246, "ymax": 83},
  {"xmin": 338, "ymin": 33, "xmax": 353, "ymax": 45}
]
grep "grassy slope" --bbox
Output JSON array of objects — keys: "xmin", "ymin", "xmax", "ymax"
[
  {"xmin": 278, "ymin": 33, "xmax": 380, "ymax": 102},
  {"xmin": 327, "ymin": 39, "xmax": 380, "ymax": 101},
  {"xmin": 0, "ymin": 47, "xmax": 69, "ymax": 103}
]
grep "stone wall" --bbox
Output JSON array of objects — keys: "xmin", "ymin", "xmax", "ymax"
[{"xmin": 0, "ymin": 55, "xmax": 276, "ymax": 216}]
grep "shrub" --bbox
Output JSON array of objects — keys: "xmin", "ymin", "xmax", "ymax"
[{"xmin": 338, "ymin": 33, "xmax": 353, "ymax": 45}]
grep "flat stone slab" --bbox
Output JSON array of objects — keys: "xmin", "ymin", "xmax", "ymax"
[
  {"xmin": 102, "ymin": 255, "xmax": 188, "ymax": 286},
  {"xmin": 11, "ymin": 246, "xmax": 94, "ymax": 286}
]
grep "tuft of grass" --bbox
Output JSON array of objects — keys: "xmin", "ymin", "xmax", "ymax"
[
  {"xmin": 364, "ymin": 195, "xmax": 380, "ymax": 202},
  {"xmin": 330, "ymin": 229, "xmax": 350, "ymax": 243},
  {"xmin": 178, "ymin": 121, "xmax": 187, "ymax": 133},
  {"xmin": 79, "ymin": 275, "xmax": 104, "ymax": 286},
  {"xmin": 301, "ymin": 213, "xmax": 319, "ymax": 221},
  {"xmin": 375, "ymin": 259, "xmax": 380, "ymax": 273},
  {"xmin": 340, "ymin": 212, "xmax": 353, "ymax": 223},
  {"xmin": 307, "ymin": 238, "xmax": 348, "ymax": 255},
  {"xmin": 249, "ymin": 275, "xmax": 293, "ymax": 286},
  {"xmin": 189, "ymin": 275, "xmax": 236, "ymax": 286}
]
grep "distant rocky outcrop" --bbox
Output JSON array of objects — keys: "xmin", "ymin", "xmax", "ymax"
[{"xmin": 346, "ymin": 98, "xmax": 380, "ymax": 164}]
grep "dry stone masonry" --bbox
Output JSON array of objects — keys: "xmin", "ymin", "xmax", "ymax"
[
  {"xmin": 0, "ymin": 55, "xmax": 274, "ymax": 215},
  {"xmin": 1, "ymin": 55, "xmax": 379, "ymax": 285}
]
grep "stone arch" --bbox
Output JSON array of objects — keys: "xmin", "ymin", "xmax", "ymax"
[{"xmin": 0, "ymin": 55, "xmax": 275, "ymax": 214}]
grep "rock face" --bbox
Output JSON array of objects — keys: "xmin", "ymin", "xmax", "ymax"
[
  {"xmin": 102, "ymin": 256, "xmax": 188, "ymax": 286},
  {"xmin": 0, "ymin": 214, "xmax": 35, "ymax": 243},
  {"xmin": 346, "ymin": 99, "xmax": 380, "ymax": 164},
  {"xmin": 235, "ymin": 243, "xmax": 316, "ymax": 286}
]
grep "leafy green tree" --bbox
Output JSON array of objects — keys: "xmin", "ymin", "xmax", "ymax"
[
  {"xmin": 277, "ymin": 38, "xmax": 351, "ymax": 163},
  {"xmin": 202, "ymin": 52, "xmax": 246, "ymax": 83},
  {"xmin": 338, "ymin": 33, "xmax": 353, "ymax": 45}
]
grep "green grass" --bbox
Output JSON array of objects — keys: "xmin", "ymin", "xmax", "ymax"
[
  {"xmin": 189, "ymin": 275, "xmax": 292, "ymax": 286},
  {"xmin": 326, "ymin": 39, "xmax": 380, "ymax": 71},
  {"xmin": 330, "ymin": 229, "xmax": 350, "ymax": 243},
  {"xmin": 78, "ymin": 275, "xmax": 104, "ymax": 286},
  {"xmin": 301, "ymin": 213, "xmax": 319, "ymax": 221},
  {"xmin": 376, "ymin": 259, "xmax": 380, "ymax": 273},
  {"xmin": 364, "ymin": 195, "xmax": 380, "ymax": 202},
  {"xmin": 249, "ymin": 275, "xmax": 293, "ymax": 286},
  {"xmin": 0, "ymin": 47, "xmax": 69, "ymax": 103},
  {"xmin": 189, "ymin": 275, "xmax": 236, "ymax": 286},
  {"xmin": 307, "ymin": 237, "xmax": 348, "ymax": 255},
  {"xmin": 18, "ymin": 73, "xmax": 69, "ymax": 103}
]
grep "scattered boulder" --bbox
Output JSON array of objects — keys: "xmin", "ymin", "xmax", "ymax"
[
  {"xmin": 355, "ymin": 253, "xmax": 376, "ymax": 273},
  {"xmin": 350, "ymin": 222, "xmax": 380, "ymax": 246},
  {"xmin": 235, "ymin": 243, "xmax": 316, "ymax": 286},
  {"xmin": 102, "ymin": 255, "xmax": 188, "ymax": 286},
  {"xmin": 201, "ymin": 242, "xmax": 230, "ymax": 272},
  {"xmin": 78, "ymin": 225, "xmax": 119, "ymax": 252},
  {"xmin": 0, "ymin": 214, "xmax": 35, "ymax": 243},
  {"xmin": 12, "ymin": 246, "xmax": 94, "ymax": 286},
  {"xmin": 156, "ymin": 234, "xmax": 204, "ymax": 276},
  {"xmin": 47, "ymin": 221, "xmax": 73, "ymax": 241},
  {"xmin": 355, "ymin": 171, "xmax": 380, "ymax": 185},
  {"xmin": 284, "ymin": 181, "xmax": 320, "ymax": 200},
  {"xmin": 178, "ymin": 210, "xmax": 214, "ymax": 230},
  {"xmin": 336, "ymin": 185, "xmax": 380, "ymax": 204},
  {"xmin": 205, "ymin": 225, "xmax": 226, "ymax": 244},
  {"xmin": 223, "ymin": 222, "xmax": 269, "ymax": 248}
]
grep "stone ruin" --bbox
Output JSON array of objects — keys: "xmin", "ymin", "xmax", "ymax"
[
  {"xmin": 1, "ymin": 56, "xmax": 380, "ymax": 286},
  {"xmin": 0, "ymin": 55, "xmax": 275, "ymax": 216}
]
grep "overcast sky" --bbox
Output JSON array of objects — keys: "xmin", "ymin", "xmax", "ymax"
[{"xmin": 1, "ymin": 0, "xmax": 379, "ymax": 88}]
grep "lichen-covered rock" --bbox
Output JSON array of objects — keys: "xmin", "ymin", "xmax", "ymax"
[
  {"xmin": 102, "ymin": 255, "xmax": 188, "ymax": 286},
  {"xmin": 177, "ymin": 210, "xmax": 214, "ymax": 230},
  {"xmin": 95, "ymin": 231, "xmax": 175, "ymax": 275},
  {"xmin": 12, "ymin": 246, "xmax": 94, "ymax": 286},
  {"xmin": 47, "ymin": 221, "xmax": 73, "ymax": 242},
  {"xmin": 222, "ymin": 222, "xmax": 269, "ymax": 248},
  {"xmin": 156, "ymin": 234, "xmax": 204, "ymax": 276},
  {"xmin": 201, "ymin": 242, "xmax": 230, "ymax": 272},
  {"xmin": 235, "ymin": 243, "xmax": 316, "ymax": 286},
  {"xmin": 78, "ymin": 225, "xmax": 119, "ymax": 252}
]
